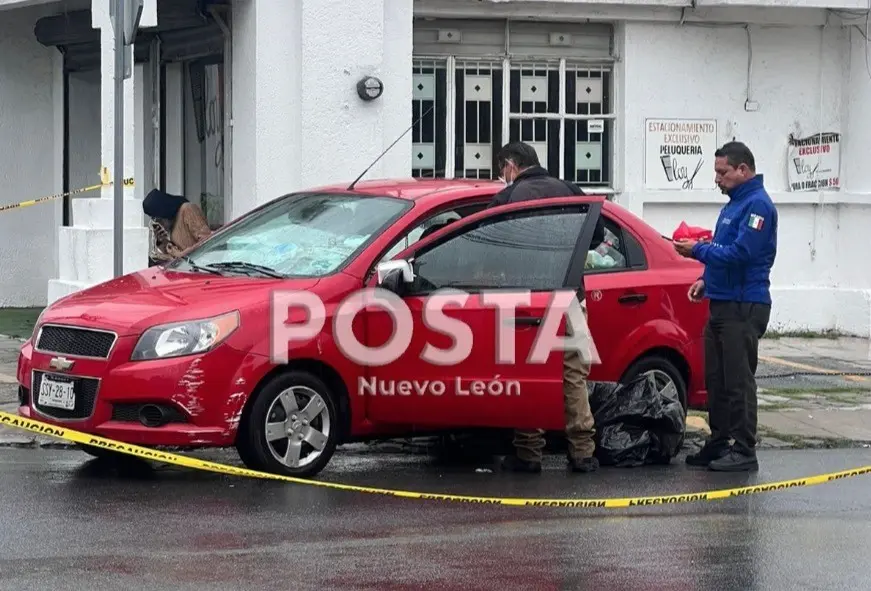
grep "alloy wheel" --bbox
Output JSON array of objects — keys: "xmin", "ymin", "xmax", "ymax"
[
  {"xmin": 645, "ymin": 369, "xmax": 679, "ymax": 402},
  {"xmin": 263, "ymin": 386, "xmax": 331, "ymax": 469}
]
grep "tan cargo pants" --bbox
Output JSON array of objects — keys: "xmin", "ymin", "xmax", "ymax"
[{"xmin": 513, "ymin": 300, "xmax": 596, "ymax": 463}]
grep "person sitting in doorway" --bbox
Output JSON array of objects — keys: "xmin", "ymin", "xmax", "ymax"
[{"xmin": 143, "ymin": 189, "xmax": 212, "ymax": 265}]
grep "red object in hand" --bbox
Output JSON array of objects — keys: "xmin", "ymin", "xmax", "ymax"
[{"xmin": 672, "ymin": 221, "xmax": 713, "ymax": 242}]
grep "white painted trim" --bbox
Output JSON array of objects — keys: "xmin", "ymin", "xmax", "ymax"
[
  {"xmin": 611, "ymin": 24, "xmax": 624, "ymax": 194},
  {"xmin": 445, "ymin": 55, "xmax": 456, "ymax": 179},
  {"xmin": 413, "ymin": 0, "xmax": 835, "ymax": 27},
  {"xmin": 584, "ymin": 187, "xmax": 618, "ymax": 194},
  {"xmin": 509, "ymin": 113, "xmax": 617, "ymax": 121},
  {"xmin": 558, "ymin": 58, "xmax": 566, "ymax": 179},
  {"xmin": 501, "ymin": 56, "xmax": 510, "ymax": 150}
]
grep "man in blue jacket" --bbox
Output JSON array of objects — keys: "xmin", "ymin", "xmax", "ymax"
[{"xmin": 674, "ymin": 141, "xmax": 777, "ymax": 472}]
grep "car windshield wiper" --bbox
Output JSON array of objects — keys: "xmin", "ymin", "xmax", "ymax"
[
  {"xmin": 204, "ymin": 261, "xmax": 285, "ymax": 278},
  {"xmin": 178, "ymin": 255, "xmax": 223, "ymax": 275}
]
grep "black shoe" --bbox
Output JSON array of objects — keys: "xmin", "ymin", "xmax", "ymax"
[
  {"xmin": 568, "ymin": 456, "xmax": 599, "ymax": 473},
  {"xmin": 685, "ymin": 442, "xmax": 729, "ymax": 467},
  {"xmin": 708, "ymin": 449, "xmax": 758, "ymax": 472},
  {"xmin": 501, "ymin": 455, "xmax": 542, "ymax": 473}
]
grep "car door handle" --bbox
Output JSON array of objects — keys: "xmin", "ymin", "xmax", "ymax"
[
  {"xmin": 617, "ymin": 293, "xmax": 647, "ymax": 304},
  {"xmin": 505, "ymin": 316, "xmax": 542, "ymax": 326}
]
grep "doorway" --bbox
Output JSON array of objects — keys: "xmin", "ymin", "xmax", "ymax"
[{"xmin": 184, "ymin": 58, "xmax": 225, "ymax": 230}]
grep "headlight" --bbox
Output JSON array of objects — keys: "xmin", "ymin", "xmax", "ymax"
[
  {"xmin": 130, "ymin": 311, "xmax": 240, "ymax": 361},
  {"xmin": 32, "ymin": 308, "xmax": 48, "ymax": 341}
]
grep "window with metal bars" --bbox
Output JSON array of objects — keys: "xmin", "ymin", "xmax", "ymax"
[{"xmin": 411, "ymin": 57, "xmax": 614, "ymax": 190}]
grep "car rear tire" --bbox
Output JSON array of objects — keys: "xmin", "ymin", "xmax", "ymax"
[
  {"xmin": 621, "ymin": 354, "xmax": 689, "ymax": 454},
  {"xmin": 235, "ymin": 370, "xmax": 339, "ymax": 479},
  {"xmin": 621, "ymin": 354, "xmax": 688, "ymax": 413}
]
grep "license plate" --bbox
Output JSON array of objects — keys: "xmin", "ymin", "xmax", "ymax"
[{"xmin": 37, "ymin": 374, "xmax": 76, "ymax": 411}]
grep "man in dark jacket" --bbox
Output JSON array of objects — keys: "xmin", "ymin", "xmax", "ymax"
[
  {"xmin": 675, "ymin": 141, "xmax": 777, "ymax": 472},
  {"xmin": 489, "ymin": 141, "xmax": 604, "ymax": 474},
  {"xmin": 488, "ymin": 142, "xmax": 606, "ymax": 286}
]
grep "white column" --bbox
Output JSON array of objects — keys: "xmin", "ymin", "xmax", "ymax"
[
  {"xmin": 230, "ymin": 0, "xmax": 300, "ymax": 219},
  {"xmin": 230, "ymin": 0, "xmax": 413, "ymax": 218},
  {"xmin": 47, "ymin": 0, "xmax": 158, "ymax": 304}
]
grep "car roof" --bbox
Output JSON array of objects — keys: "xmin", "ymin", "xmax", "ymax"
[
  {"xmin": 310, "ymin": 177, "xmax": 609, "ymax": 205},
  {"xmin": 310, "ymin": 178, "xmax": 501, "ymax": 200}
]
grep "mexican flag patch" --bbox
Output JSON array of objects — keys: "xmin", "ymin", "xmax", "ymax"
[{"xmin": 748, "ymin": 213, "xmax": 765, "ymax": 230}]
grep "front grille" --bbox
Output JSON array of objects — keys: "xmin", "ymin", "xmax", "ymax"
[
  {"xmin": 32, "ymin": 371, "xmax": 99, "ymax": 420},
  {"xmin": 36, "ymin": 325, "xmax": 116, "ymax": 358}
]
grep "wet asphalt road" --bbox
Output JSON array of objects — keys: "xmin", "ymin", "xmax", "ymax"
[{"xmin": 2, "ymin": 447, "xmax": 871, "ymax": 590}]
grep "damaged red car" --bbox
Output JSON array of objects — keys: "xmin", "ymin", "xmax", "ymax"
[{"xmin": 17, "ymin": 178, "xmax": 708, "ymax": 477}]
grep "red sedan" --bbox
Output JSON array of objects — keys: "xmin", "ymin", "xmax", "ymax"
[{"xmin": 17, "ymin": 178, "xmax": 708, "ymax": 477}]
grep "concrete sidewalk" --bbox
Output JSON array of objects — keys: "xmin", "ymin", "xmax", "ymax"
[{"xmin": 685, "ymin": 335, "xmax": 871, "ymax": 449}]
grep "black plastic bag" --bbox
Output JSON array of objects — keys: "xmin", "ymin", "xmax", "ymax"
[{"xmin": 588, "ymin": 374, "xmax": 686, "ymax": 467}]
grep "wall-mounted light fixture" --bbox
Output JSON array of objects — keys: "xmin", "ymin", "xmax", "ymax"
[{"xmin": 356, "ymin": 76, "xmax": 384, "ymax": 101}]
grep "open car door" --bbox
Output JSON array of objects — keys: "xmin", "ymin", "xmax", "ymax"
[{"xmin": 361, "ymin": 196, "xmax": 604, "ymax": 431}]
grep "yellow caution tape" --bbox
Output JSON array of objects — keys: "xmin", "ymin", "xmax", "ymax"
[
  {"xmin": 0, "ymin": 167, "xmax": 134, "ymax": 214},
  {"xmin": 0, "ymin": 183, "xmax": 104, "ymax": 214},
  {"xmin": 1, "ymin": 409, "xmax": 870, "ymax": 507}
]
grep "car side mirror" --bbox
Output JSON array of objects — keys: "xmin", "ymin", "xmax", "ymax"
[
  {"xmin": 376, "ymin": 259, "xmax": 415, "ymax": 284},
  {"xmin": 376, "ymin": 259, "xmax": 415, "ymax": 295}
]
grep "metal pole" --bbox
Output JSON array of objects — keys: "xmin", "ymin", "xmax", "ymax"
[{"xmin": 113, "ymin": 0, "xmax": 125, "ymax": 278}]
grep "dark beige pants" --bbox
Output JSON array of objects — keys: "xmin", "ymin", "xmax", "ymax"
[{"xmin": 513, "ymin": 301, "xmax": 596, "ymax": 462}]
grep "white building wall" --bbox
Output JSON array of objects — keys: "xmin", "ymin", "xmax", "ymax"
[
  {"xmin": 617, "ymin": 18, "xmax": 870, "ymax": 336},
  {"xmin": 230, "ymin": 0, "xmax": 413, "ymax": 218},
  {"xmin": 0, "ymin": 5, "xmax": 62, "ymax": 307}
]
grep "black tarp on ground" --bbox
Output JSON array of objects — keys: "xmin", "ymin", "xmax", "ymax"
[{"xmin": 589, "ymin": 374, "xmax": 686, "ymax": 467}]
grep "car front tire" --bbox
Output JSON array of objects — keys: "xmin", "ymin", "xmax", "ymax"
[{"xmin": 235, "ymin": 371, "xmax": 339, "ymax": 479}]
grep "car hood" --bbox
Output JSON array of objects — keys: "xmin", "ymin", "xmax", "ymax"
[{"xmin": 40, "ymin": 268, "xmax": 320, "ymax": 336}]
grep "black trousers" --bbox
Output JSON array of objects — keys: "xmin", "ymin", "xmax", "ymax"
[{"xmin": 704, "ymin": 300, "xmax": 771, "ymax": 455}]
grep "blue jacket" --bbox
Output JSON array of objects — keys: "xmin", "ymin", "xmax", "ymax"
[{"xmin": 691, "ymin": 174, "xmax": 778, "ymax": 305}]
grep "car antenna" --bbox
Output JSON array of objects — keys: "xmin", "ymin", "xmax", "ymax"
[{"xmin": 347, "ymin": 105, "xmax": 434, "ymax": 190}]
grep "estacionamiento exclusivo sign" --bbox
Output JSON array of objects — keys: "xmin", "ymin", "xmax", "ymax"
[
  {"xmin": 787, "ymin": 132, "xmax": 841, "ymax": 192},
  {"xmin": 644, "ymin": 119, "xmax": 718, "ymax": 191}
]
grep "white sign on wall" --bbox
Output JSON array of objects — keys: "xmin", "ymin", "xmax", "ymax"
[
  {"xmin": 644, "ymin": 119, "xmax": 717, "ymax": 190},
  {"xmin": 787, "ymin": 132, "xmax": 840, "ymax": 192}
]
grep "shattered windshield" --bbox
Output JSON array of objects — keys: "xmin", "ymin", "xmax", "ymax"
[{"xmin": 172, "ymin": 192, "xmax": 411, "ymax": 277}]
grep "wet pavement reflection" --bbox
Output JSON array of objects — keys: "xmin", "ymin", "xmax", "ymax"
[{"xmin": 1, "ymin": 447, "xmax": 870, "ymax": 590}]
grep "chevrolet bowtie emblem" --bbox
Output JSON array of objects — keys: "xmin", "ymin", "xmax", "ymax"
[{"xmin": 49, "ymin": 357, "xmax": 75, "ymax": 372}]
